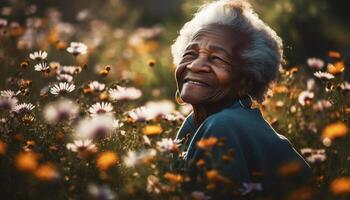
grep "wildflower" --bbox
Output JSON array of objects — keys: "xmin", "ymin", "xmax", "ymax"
[
  {"xmin": 148, "ymin": 59, "xmax": 156, "ymax": 67},
  {"xmin": 300, "ymin": 148, "xmax": 326, "ymax": 164},
  {"xmin": 43, "ymin": 98, "xmax": 79, "ymax": 124},
  {"xmin": 0, "ymin": 140, "xmax": 7, "ymax": 155},
  {"xmin": 57, "ymin": 74, "xmax": 73, "ymax": 82},
  {"xmin": 314, "ymin": 71, "xmax": 335, "ymax": 80},
  {"xmin": 144, "ymin": 100, "xmax": 175, "ymax": 118},
  {"xmin": 206, "ymin": 169, "xmax": 229, "ymax": 183},
  {"xmin": 340, "ymin": 81, "xmax": 350, "ymax": 91},
  {"xmin": 34, "ymin": 163, "xmax": 59, "ymax": 181},
  {"xmin": 164, "ymin": 172, "xmax": 183, "ymax": 184},
  {"xmin": 143, "ymin": 135, "xmax": 151, "ymax": 145},
  {"xmin": 143, "ymin": 125, "xmax": 162, "ymax": 136},
  {"xmin": 66, "ymin": 139, "xmax": 97, "ymax": 153},
  {"xmin": 13, "ymin": 103, "xmax": 35, "ymax": 114},
  {"xmin": 0, "ymin": 18, "xmax": 8, "ymax": 27},
  {"xmin": 327, "ymin": 62, "xmax": 345, "ymax": 75},
  {"xmin": 15, "ymin": 152, "xmax": 39, "ymax": 172},
  {"xmin": 75, "ymin": 115, "xmax": 115, "ymax": 140},
  {"xmin": 298, "ymin": 90, "xmax": 314, "ymax": 106},
  {"xmin": 242, "ymin": 182, "xmax": 263, "ymax": 195},
  {"xmin": 306, "ymin": 78, "xmax": 315, "ymax": 91},
  {"xmin": 50, "ymin": 82, "xmax": 75, "ymax": 95},
  {"xmin": 312, "ymin": 100, "xmax": 332, "ymax": 112},
  {"xmin": 127, "ymin": 106, "xmax": 154, "ymax": 122},
  {"xmin": 277, "ymin": 161, "xmax": 303, "ymax": 176},
  {"xmin": 330, "ymin": 177, "xmax": 350, "ymax": 195},
  {"xmin": 29, "ymin": 50, "xmax": 47, "ymax": 61},
  {"xmin": 88, "ymin": 184, "xmax": 117, "ymax": 200},
  {"xmin": 66, "ymin": 42, "xmax": 87, "ymax": 56},
  {"xmin": 156, "ymin": 138, "xmax": 179, "ymax": 152},
  {"xmin": 197, "ymin": 137, "xmax": 218, "ymax": 150},
  {"xmin": 20, "ymin": 60, "xmax": 30, "ymax": 69},
  {"xmin": 108, "ymin": 86, "xmax": 142, "ymax": 101},
  {"xmin": 57, "ymin": 66, "xmax": 82, "ymax": 75},
  {"xmin": 88, "ymin": 81, "xmax": 105, "ymax": 92},
  {"xmin": 147, "ymin": 175, "xmax": 162, "ymax": 194},
  {"xmin": 0, "ymin": 96, "xmax": 18, "ymax": 111},
  {"xmin": 123, "ymin": 149, "xmax": 157, "ymax": 167},
  {"xmin": 96, "ymin": 151, "xmax": 118, "ymax": 171},
  {"xmin": 88, "ymin": 102, "xmax": 114, "ymax": 116},
  {"xmin": 307, "ymin": 58, "xmax": 324, "ymax": 69},
  {"xmin": 328, "ymin": 51, "xmax": 341, "ymax": 58},
  {"xmin": 112, "ymin": 119, "xmax": 124, "ymax": 129},
  {"xmin": 49, "ymin": 61, "xmax": 60, "ymax": 70},
  {"xmin": 34, "ymin": 62, "xmax": 50, "ymax": 72},
  {"xmin": 322, "ymin": 122, "xmax": 349, "ymax": 140},
  {"xmin": 0, "ymin": 90, "xmax": 19, "ymax": 98}
]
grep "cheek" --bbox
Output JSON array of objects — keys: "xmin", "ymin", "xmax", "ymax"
[
  {"xmin": 175, "ymin": 64, "xmax": 187, "ymax": 88},
  {"xmin": 216, "ymin": 70, "xmax": 234, "ymax": 89}
]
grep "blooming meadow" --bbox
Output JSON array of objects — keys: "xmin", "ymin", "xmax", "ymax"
[{"xmin": 0, "ymin": 1, "xmax": 350, "ymax": 200}]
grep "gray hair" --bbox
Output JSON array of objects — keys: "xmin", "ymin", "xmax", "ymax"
[{"xmin": 171, "ymin": 0, "xmax": 283, "ymax": 103}]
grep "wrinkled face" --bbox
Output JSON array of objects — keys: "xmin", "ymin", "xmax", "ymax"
[{"xmin": 175, "ymin": 24, "xmax": 243, "ymax": 105}]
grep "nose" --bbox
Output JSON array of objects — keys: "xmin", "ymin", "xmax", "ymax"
[{"xmin": 186, "ymin": 55, "xmax": 211, "ymax": 73}]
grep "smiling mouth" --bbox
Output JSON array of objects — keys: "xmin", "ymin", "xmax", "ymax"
[{"xmin": 183, "ymin": 78, "xmax": 209, "ymax": 87}]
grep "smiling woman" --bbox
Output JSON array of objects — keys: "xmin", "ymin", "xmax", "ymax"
[{"xmin": 171, "ymin": 0, "xmax": 311, "ymax": 199}]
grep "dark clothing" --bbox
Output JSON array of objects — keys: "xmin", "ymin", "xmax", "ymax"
[{"xmin": 173, "ymin": 97, "xmax": 311, "ymax": 199}]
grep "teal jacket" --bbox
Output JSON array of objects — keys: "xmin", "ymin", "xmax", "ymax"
[{"xmin": 174, "ymin": 97, "xmax": 311, "ymax": 198}]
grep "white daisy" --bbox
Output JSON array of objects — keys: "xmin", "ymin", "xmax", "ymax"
[
  {"xmin": 66, "ymin": 42, "xmax": 87, "ymax": 56},
  {"xmin": 0, "ymin": 90, "xmax": 19, "ymax": 98},
  {"xmin": 88, "ymin": 81, "xmax": 105, "ymax": 92},
  {"xmin": 0, "ymin": 96, "xmax": 18, "ymax": 111},
  {"xmin": 29, "ymin": 50, "xmax": 47, "ymax": 61},
  {"xmin": 144, "ymin": 100, "xmax": 175, "ymax": 118},
  {"xmin": 88, "ymin": 102, "xmax": 114, "ymax": 116},
  {"xmin": 298, "ymin": 90, "xmax": 314, "ymax": 106},
  {"xmin": 66, "ymin": 139, "xmax": 97, "ymax": 153},
  {"xmin": 74, "ymin": 115, "xmax": 115, "ymax": 140},
  {"xmin": 156, "ymin": 138, "xmax": 179, "ymax": 152},
  {"xmin": 43, "ymin": 98, "xmax": 79, "ymax": 124},
  {"xmin": 34, "ymin": 62, "xmax": 50, "ymax": 72},
  {"xmin": 50, "ymin": 82, "xmax": 75, "ymax": 95},
  {"xmin": 306, "ymin": 57, "xmax": 324, "ymax": 69},
  {"xmin": 112, "ymin": 119, "xmax": 124, "ymax": 129},
  {"xmin": 123, "ymin": 149, "xmax": 157, "ymax": 168},
  {"xmin": 108, "ymin": 86, "xmax": 142, "ymax": 101},
  {"xmin": 13, "ymin": 103, "xmax": 35, "ymax": 114},
  {"xmin": 314, "ymin": 71, "xmax": 335, "ymax": 80},
  {"xmin": 57, "ymin": 66, "xmax": 82, "ymax": 75},
  {"xmin": 57, "ymin": 74, "xmax": 73, "ymax": 82},
  {"xmin": 127, "ymin": 106, "xmax": 154, "ymax": 122}
]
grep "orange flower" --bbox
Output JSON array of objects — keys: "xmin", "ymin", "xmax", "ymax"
[
  {"xmin": 147, "ymin": 59, "xmax": 156, "ymax": 67},
  {"xmin": 34, "ymin": 163, "xmax": 59, "ymax": 181},
  {"xmin": 99, "ymin": 92, "xmax": 109, "ymax": 101},
  {"xmin": 0, "ymin": 140, "xmax": 7, "ymax": 155},
  {"xmin": 143, "ymin": 125, "xmax": 162, "ymax": 136},
  {"xmin": 322, "ymin": 122, "xmax": 349, "ymax": 140},
  {"xmin": 15, "ymin": 152, "xmax": 39, "ymax": 172},
  {"xmin": 328, "ymin": 51, "xmax": 341, "ymax": 58},
  {"xmin": 197, "ymin": 137, "xmax": 218, "ymax": 150},
  {"xmin": 164, "ymin": 172, "xmax": 183, "ymax": 184},
  {"xmin": 330, "ymin": 177, "xmax": 350, "ymax": 195},
  {"xmin": 96, "ymin": 151, "xmax": 119, "ymax": 171},
  {"xmin": 206, "ymin": 169, "xmax": 230, "ymax": 183},
  {"xmin": 272, "ymin": 85, "xmax": 288, "ymax": 93},
  {"xmin": 327, "ymin": 62, "xmax": 345, "ymax": 75}
]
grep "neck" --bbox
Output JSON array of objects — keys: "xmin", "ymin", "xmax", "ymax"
[{"xmin": 191, "ymin": 97, "xmax": 238, "ymax": 127}]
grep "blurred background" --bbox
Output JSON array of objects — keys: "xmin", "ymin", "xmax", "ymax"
[{"xmin": 1, "ymin": 0, "xmax": 349, "ymax": 100}]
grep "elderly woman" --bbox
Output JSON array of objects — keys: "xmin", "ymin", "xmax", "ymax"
[{"xmin": 171, "ymin": 0, "xmax": 311, "ymax": 198}]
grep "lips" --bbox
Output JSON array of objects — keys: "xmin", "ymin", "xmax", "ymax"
[{"xmin": 183, "ymin": 77, "xmax": 209, "ymax": 87}]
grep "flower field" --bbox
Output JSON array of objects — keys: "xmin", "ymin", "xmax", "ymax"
[{"xmin": 0, "ymin": 1, "xmax": 349, "ymax": 199}]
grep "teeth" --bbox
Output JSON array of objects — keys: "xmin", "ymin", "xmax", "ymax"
[{"xmin": 188, "ymin": 80, "xmax": 204, "ymax": 85}]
